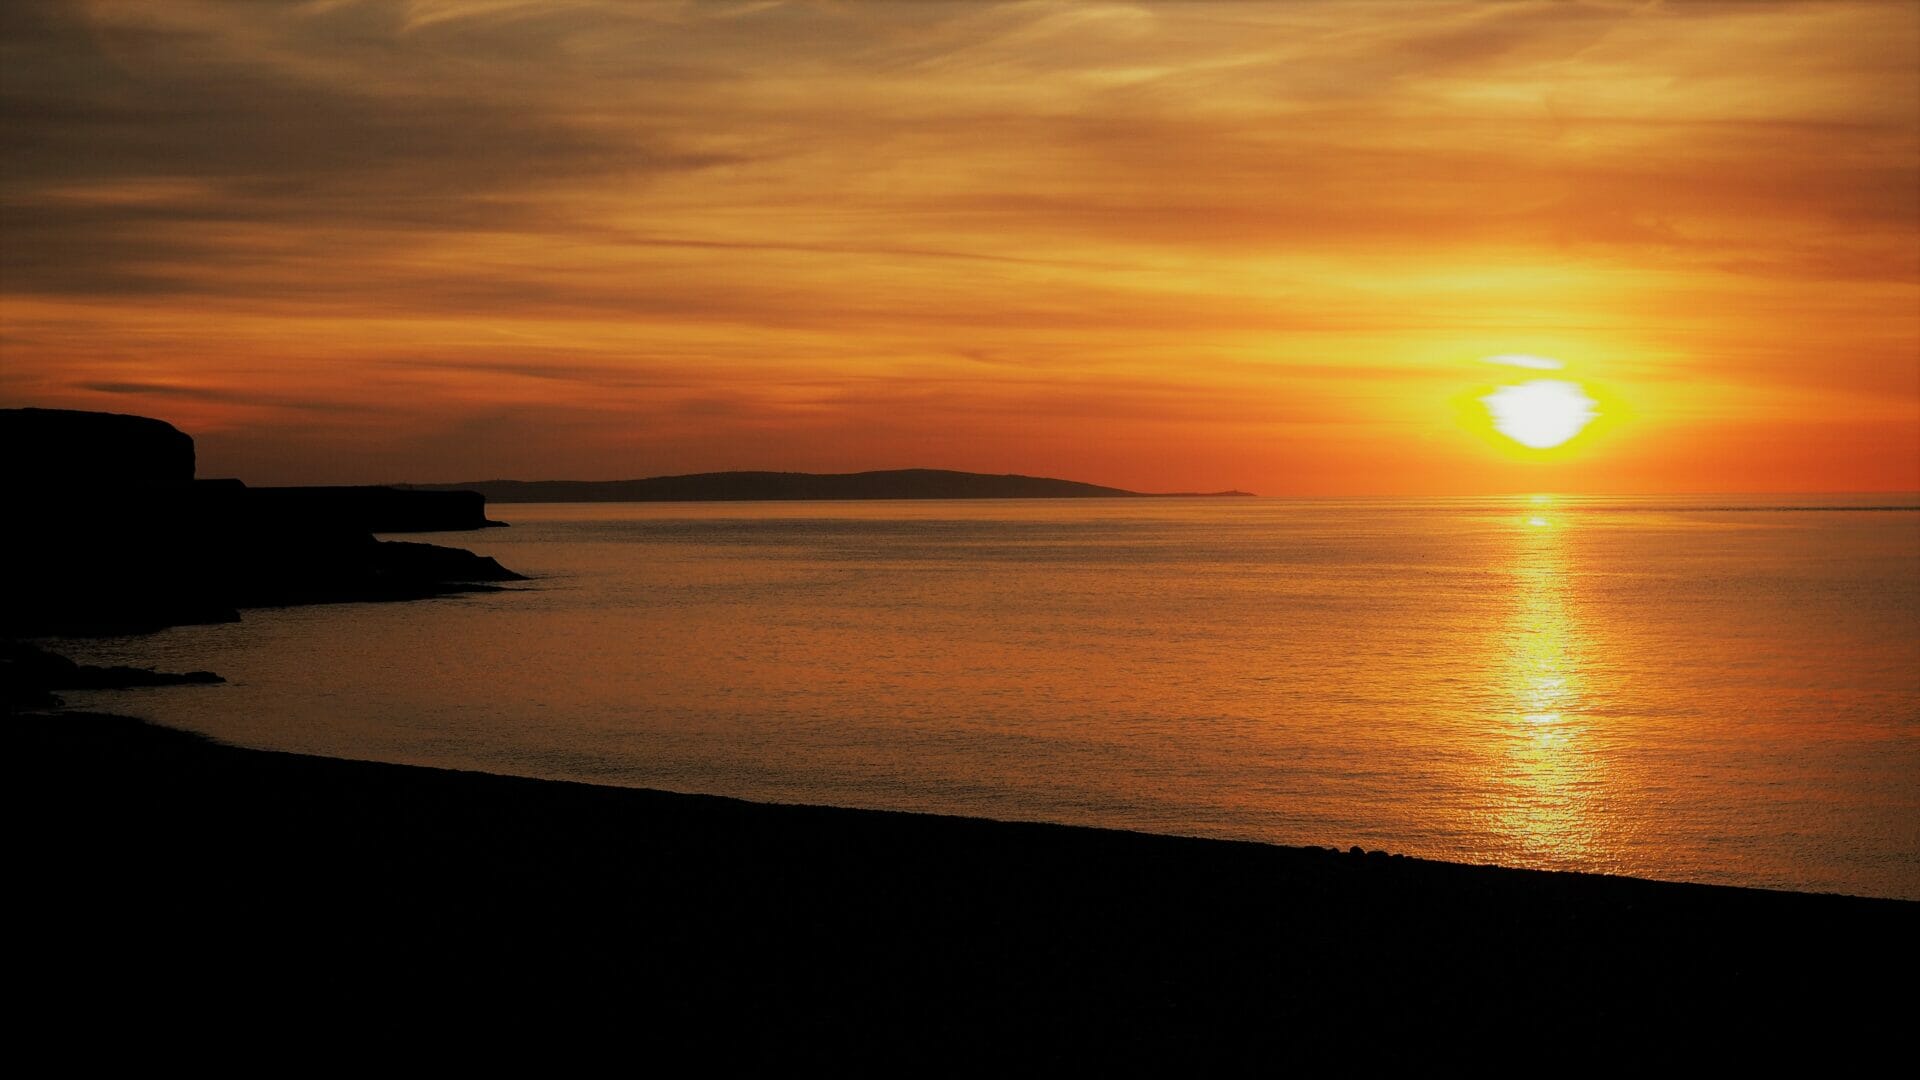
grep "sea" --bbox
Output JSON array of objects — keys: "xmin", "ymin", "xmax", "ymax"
[{"xmin": 53, "ymin": 495, "xmax": 1920, "ymax": 900}]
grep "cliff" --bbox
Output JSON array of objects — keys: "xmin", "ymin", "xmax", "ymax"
[
  {"xmin": 0, "ymin": 409, "xmax": 520, "ymax": 637},
  {"xmin": 2, "ymin": 407, "xmax": 195, "ymax": 490}
]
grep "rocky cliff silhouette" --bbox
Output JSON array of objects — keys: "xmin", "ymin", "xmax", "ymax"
[{"xmin": 2, "ymin": 408, "xmax": 521, "ymax": 637}]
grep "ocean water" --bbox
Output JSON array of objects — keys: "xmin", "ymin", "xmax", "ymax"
[{"xmin": 54, "ymin": 496, "xmax": 1920, "ymax": 899}]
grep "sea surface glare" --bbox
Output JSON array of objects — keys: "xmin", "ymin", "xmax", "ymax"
[{"xmin": 59, "ymin": 496, "xmax": 1920, "ymax": 899}]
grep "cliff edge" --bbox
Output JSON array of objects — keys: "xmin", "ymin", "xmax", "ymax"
[{"xmin": 0, "ymin": 408, "xmax": 520, "ymax": 637}]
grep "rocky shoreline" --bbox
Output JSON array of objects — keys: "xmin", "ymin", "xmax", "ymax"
[
  {"xmin": 2, "ymin": 407, "xmax": 521, "ymax": 637},
  {"xmin": 1, "ymin": 640, "xmax": 221, "ymax": 712}
]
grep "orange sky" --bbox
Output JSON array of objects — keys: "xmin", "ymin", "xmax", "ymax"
[{"xmin": 2, "ymin": 0, "xmax": 1916, "ymax": 493}]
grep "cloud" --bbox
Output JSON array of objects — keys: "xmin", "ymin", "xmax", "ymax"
[
  {"xmin": 73, "ymin": 380, "xmax": 371, "ymax": 412},
  {"xmin": 1486, "ymin": 355, "xmax": 1563, "ymax": 371},
  {"xmin": 1, "ymin": 0, "xmax": 1915, "ymax": 492},
  {"xmin": 0, "ymin": 0, "xmax": 745, "ymax": 298}
]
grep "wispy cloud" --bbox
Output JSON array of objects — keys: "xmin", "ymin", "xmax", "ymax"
[
  {"xmin": 1, "ymin": 0, "xmax": 1914, "ymax": 491},
  {"xmin": 1486, "ymin": 356, "xmax": 1563, "ymax": 371}
]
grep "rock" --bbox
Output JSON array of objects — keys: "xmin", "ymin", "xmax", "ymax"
[
  {"xmin": 0, "ymin": 408, "xmax": 523, "ymax": 637},
  {"xmin": 1, "ymin": 641, "xmax": 223, "ymax": 714},
  {"xmin": 1, "ymin": 407, "xmax": 194, "ymax": 490},
  {"xmin": 373, "ymin": 540, "xmax": 525, "ymax": 583}
]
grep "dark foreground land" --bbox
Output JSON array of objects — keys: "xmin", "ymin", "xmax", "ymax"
[{"xmin": 7, "ymin": 712, "xmax": 1912, "ymax": 1065}]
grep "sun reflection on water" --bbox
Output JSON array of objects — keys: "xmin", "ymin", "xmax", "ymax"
[{"xmin": 1493, "ymin": 501, "xmax": 1604, "ymax": 866}]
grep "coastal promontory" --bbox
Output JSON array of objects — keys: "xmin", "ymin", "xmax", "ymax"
[{"xmin": 1, "ymin": 407, "xmax": 520, "ymax": 637}]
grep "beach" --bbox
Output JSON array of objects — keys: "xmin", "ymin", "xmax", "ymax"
[{"xmin": 8, "ymin": 709, "xmax": 1912, "ymax": 1064}]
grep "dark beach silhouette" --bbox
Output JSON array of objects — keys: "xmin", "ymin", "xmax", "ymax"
[{"xmin": 5, "ymin": 710, "xmax": 1911, "ymax": 1064}]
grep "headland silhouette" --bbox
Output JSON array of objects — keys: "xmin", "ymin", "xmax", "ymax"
[{"xmin": 2, "ymin": 407, "xmax": 519, "ymax": 638}]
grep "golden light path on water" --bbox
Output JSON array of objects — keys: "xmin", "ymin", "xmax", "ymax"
[{"xmin": 1490, "ymin": 498, "xmax": 1603, "ymax": 865}]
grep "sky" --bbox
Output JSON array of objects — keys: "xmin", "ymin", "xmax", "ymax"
[{"xmin": 2, "ymin": 0, "xmax": 1916, "ymax": 493}]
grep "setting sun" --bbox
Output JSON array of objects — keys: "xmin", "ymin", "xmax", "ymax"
[
  {"xmin": 1483, "ymin": 380, "xmax": 1600, "ymax": 450},
  {"xmin": 2, "ymin": 1, "xmax": 1912, "ymax": 495},
  {"xmin": 2, "ymin": 2, "xmax": 1916, "ymax": 1050}
]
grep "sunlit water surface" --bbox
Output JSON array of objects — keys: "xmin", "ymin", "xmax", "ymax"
[{"xmin": 56, "ymin": 496, "xmax": 1920, "ymax": 899}]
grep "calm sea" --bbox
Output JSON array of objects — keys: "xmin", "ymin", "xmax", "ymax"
[{"xmin": 55, "ymin": 496, "xmax": 1920, "ymax": 899}]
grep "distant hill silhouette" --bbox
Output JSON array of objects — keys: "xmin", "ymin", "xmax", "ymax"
[{"xmin": 410, "ymin": 469, "xmax": 1254, "ymax": 502}]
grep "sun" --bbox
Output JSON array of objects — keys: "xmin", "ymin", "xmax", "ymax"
[{"xmin": 1481, "ymin": 380, "xmax": 1598, "ymax": 449}]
